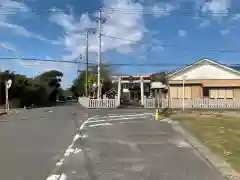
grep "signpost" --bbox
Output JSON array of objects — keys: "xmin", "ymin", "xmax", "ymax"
[
  {"xmin": 92, "ymin": 82, "xmax": 97, "ymax": 98},
  {"xmin": 5, "ymin": 79, "xmax": 12, "ymax": 112}
]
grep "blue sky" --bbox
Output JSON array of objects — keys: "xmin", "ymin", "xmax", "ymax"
[{"xmin": 0, "ymin": 0, "xmax": 240, "ymax": 88}]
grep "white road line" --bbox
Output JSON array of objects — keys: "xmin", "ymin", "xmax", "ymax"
[
  {"xmin": 56, "ymin": 158, "xmax": 64, "ymax": 166},
  {"xmin": 89, "ymin": 113, "xmax": 153, "ymax": 120},
  {"xmin": 73, "ymin": 133, "xmax": 81, "ymax": 142},
  {"xmin": 86, "ymin": 115, "xmax": 150, "ymax": 124},
  {"xmin": 45, "ymin": 116, "xmax": 99, "ymax": 180},
  {"xmin": 79, "ymin": 115, "xmax": 98, "ymax": 130},
  {"xmin": 73, "ymin": 148, "xmax": 82, "ymax": 154},
  {"xmin": 46, "ymin": 174, "xmax": 61, "ymax": 180},
  {"xmin": 64, "ymin": 148, "xmax": 74, "ymax": 157},
  {"xmin": 58, "ymin": 173, "xmax": 67, "ymax": 180},
  {"xmin": 89, "ymin": 122, "xmax": 113, "ymax": 127}
]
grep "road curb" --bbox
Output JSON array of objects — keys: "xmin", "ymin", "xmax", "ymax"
[{"xmin": 166, "ymin": 118, "xmax": 240, "ymax": 180}]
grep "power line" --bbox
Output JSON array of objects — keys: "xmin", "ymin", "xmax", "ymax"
[
  {"xmin": 86, "ymin": 62, "xmax": 240, "ymax": 67},
  {"xmin": 102, "ymin": 34, "xmax": 240, "ymax": 54},
  {"xmin": 0, "ymin": 57, "xmax": 79, "ymax": 64},
  {"xmin": 1, "ymin": 56, "xmax": 240, "ymax": 68},
  {"xmin": 0, "ymin": 7, "xmax": 236, "ymax": 17},
  {"xmin": 102, "ymin": 7, "xmax": 235, "ymax": 17},
  {"xmin": 0, "ymin": 7, "xmax": 100, "ymax": 15}
]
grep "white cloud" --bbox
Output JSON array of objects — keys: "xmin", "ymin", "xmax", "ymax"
[
  {"xmin": 0, "ymin": 42, "xmax": 16, "ymax": 52},
  {"xmin": 201, "ymin": 0, "xmax": 230, "ymax": 18},
  {"xmin": 178, "ymin": 29, "xmax": 187, "ymax": 37},
  {"xmin": 0, "ymin": 0, "xmax": 28, "ymax": 21},
  {"xmin": 20, "ymin": 55, "xmax": 76, "ymax": 72},
  {"xmin": 199, "ymin": 19, "xmax": 211, "ymax": 27},
  {"xmin": 20, "ymin": 59, "xmax": 77, "ymax": 88},
  {"xmin": 0, "ymin": 0, "xmax": 58, "ymax": 44},
  {"xmin": 220, "ymin": 28, "xmax": 230, "ymax": 35},
  {"xmin": 49, "ymin": 0, "xmax": 171, "ymax": 60},
  {"xmin": 151, "ymin": 3, "xmax": 178, "ymax": 18},
  {"xmin": 0, "ymin": 22, "xmax": 59, "ymax": 44},
  {"xmin": 232, "ymin": 13, "xmax": 240, "ymax": 20}
]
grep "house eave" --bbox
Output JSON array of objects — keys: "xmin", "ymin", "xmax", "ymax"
[{"xmin": 165, "ymin": 58, "xmax": 240, "ymax": 80}]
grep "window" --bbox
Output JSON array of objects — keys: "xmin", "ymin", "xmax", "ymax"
[
  {"xmin": 210, "ymin": 89, "xmax": 218, "ymax": 98},
  {"xmin": 177, "ymin": 87, "xmax": 182, "ymax": 98},
  {"xmin": 170, "ymin": 86, "xmax": 192, "ymax": 99},
  {"xmin": 218, "ymin": 89, "xmax": 225, "ymax": 99},
  {"xmin": 226, "ymin": 89, "xmax": 233, "ymax": 98},
  {"xmin": 170, "ymin": 86, "xmax": 178, "ymax": 98},
  {"xmin": 203, "ymin": 87, "xmax": 210, "ymax": 97},
  {"xmin": 209, "ymin": 88, "xmax": 233, "ymax": 99},
  {"xmin": 185, "ymin": 86, "xmax": 192, "ymax": 99}
]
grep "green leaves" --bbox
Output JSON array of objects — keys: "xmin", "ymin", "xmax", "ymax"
[
  {"xmin": 0, "ymin": 69, "xmax": 64, "ymax": 107},
  {"xmin": 150, "ymin": 72, "xmax": 167, "ymax": 83},
  {"xmin": 71, "ymin": 65, "xmax": 113, "ymax": 97}
]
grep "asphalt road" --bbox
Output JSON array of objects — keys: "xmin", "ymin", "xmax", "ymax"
[
  {"xmin": 54, "ymin": 109, "xmax": 224, "ymax": 180},
  {"xmin": 0, "ymin": 104, "xmax": 87, "ymax": 180}
]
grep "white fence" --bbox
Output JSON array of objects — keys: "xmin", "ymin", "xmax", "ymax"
[
  {"xmin": 168, "ymin": 98, "xmax": 240, "ymax": 109},
  {"xmin": 144, "ymin": 98, "xmax": 156, "ymax": 108},
  {"xmin": 78, "ymin": 97, "xmax": 119, "ymax": 108}
]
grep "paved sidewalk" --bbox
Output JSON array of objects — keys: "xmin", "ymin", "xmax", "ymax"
[{"xmin": 52, "ymin": 113, "xmax": 224, "ymax": 180}]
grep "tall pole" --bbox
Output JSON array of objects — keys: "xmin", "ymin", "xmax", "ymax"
[
  {"xmin": 85, "ymin": 32, "xmax": 89, "ymax": 97},
  {"xmin": 97, "ymin": 10, "xmax": 102, "ymax": 99},
  {"xmin": 5, "ymin": 81, "xmax": 9, "ymax": 113}
]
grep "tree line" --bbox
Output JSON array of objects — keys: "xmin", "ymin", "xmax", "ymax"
[
  {"xmin": 1, "ymin": 63, "xmax": 166, "ymax": 108},
  {"xmin": 0, "ymin": 70, "xmax": 64, "ymax": 108},
  {"xmin": 70, "ymin": 65, "xmax": 114, "ymax": 98}
]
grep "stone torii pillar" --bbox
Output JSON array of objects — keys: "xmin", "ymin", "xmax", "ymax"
[
  {"xmin": 140, "ymin": 77, "xmax": 144, "ymax": 105},
  {"xmin": 117, "ymin": 77, "xmax": 121, "ymax": 105}
]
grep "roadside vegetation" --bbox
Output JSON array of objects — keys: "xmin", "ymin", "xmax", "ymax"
[
  {"xmin": 0, "ymin": 70, "xmax": 66, "ymax": 108},
  {"xmin": 161, "ymin": 109, "xmax": 240, "ymax": 172},
  {"xmin": 2, "ymin": 64, "xmax": 114, "ymax": 109}
]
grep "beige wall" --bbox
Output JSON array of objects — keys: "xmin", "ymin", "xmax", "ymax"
[
  {"xmin": 169, "ymin": 79, "xmax": 240, "ymax": 86},
  {"xmin": 169, "ymin": 85, "xmax": 201, "ymax": 99},
  {"xmin": 234, "ymin": 88, "xmax": 240, "ymax": 99},
  {"xmin": 168, "ymin": 85, "xmax": 240, "ymax": 99}
]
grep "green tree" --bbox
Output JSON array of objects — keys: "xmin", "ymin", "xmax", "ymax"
[
  {"xmin": 36, "ymin": 70, "xmax": 63, "ymax": 102},
  {"xmin": 0, "ymin": 69, "xmax": 64, "ymax": 108},
  {"xmin": 71, "ymin": 64, "xmax": 113, "ymax": 97},
  {"xmin": 150, "ymin": 72, "xmax": 167, "ymax": 84}
]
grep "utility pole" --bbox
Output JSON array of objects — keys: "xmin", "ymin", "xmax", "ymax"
[
  {"xmin": 97, "ymin": 10, "xmax": 102, "ymax": 99},
  {"xmin": 5, "ymin": 81, "xmax": 8, "ymax": 112},
  {"xmin": 5, "ymin": 79, "xmax": 12, "ymax": 113},
  {"xmin": 85, "ymin": 32, "xmax": 89, "ymax": 97},
  {"xmin": 81, "ymin": 28, "xmax": 95, "ymax": 97}
]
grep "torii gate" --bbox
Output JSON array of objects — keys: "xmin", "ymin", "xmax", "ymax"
[{"xmin": 116, "ymin": 76, "xmax": 151, "ymax": 105}]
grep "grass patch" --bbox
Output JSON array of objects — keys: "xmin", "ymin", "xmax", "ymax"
[{"xmin": 180, "ymin": 117, "xmax": 240, "ymax": 172}]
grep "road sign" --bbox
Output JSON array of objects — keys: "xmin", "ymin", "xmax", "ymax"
[
  {"xmin": 6, "ymin": 79, "xmax": 12, "ymax": 89},
  {"xmin": 129, "ymin": 76, "xmax": 133, "ymax": 82},
  {"xmin": 92, "ymin": 83, "xmax": 97, "ymax": 88}
]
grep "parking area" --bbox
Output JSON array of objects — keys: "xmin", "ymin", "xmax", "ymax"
[{"xmin": 55, "ymin": 111, "xmax": 224, "ymax": 180}]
